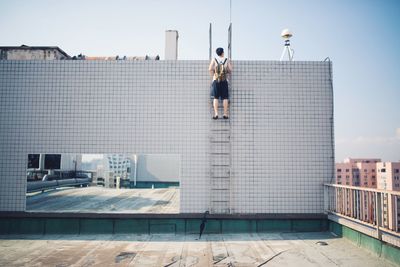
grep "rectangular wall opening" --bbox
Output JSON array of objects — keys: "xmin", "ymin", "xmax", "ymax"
[{"xmin": 26, "ymin": 153, "xmax": 180, "ymax": 214}]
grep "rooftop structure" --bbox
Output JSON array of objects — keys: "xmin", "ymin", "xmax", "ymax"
[
  {"xmin": 0, "ymin": 45, "xmax": 71, "ymax": 60},
  {"xmin": 0, "ymin": 59, "xmax": 334, "ymax": 214},
  {"xmin": 336, "ymin": 158, "xmax": 381, "ymax": 187}
]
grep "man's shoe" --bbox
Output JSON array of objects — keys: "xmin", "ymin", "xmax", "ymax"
[
  {"xmin": 212, "ymin": 115, "xmax": 218, "ymax": 120},
  {"xmin": 223, "ymin": 115, "xmax": 229, "ymax": 119}
]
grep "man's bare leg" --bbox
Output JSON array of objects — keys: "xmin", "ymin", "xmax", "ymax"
[
  {"xmin": 213, "ymin": 99, "xmax": 219, "ymax": 117},
  {"xmin": 223, "ymin": 99, "xmax": 229, "ymax": 117}
]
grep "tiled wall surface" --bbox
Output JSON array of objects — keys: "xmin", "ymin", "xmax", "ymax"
[{"xmin": 0, "ymin": 60, "xmax": 334, "ymax": 213}]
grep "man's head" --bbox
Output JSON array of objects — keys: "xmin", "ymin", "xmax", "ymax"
[{"xmin": 216, "ymin": 47, "xmax": 224, "ymax": 56}]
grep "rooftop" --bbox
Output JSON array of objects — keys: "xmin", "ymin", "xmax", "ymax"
[
  {"xmin": 27, "ymin": 187, "xmax": 179, "ymax": 213},
  {"xmin": 0, "ymin": 232, "xmax": 396, "ymax": 266}
]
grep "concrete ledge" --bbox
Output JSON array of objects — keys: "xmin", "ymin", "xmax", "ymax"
[
  {"xmin": 328, "ymin": 214, "xmax": 378, "ymax": 239},
  {"xmin": 0, "ymin": 216, "xmax": 328, "ymax": 235},
  {"xmin": 0, "ymin": 212, "xmax": 327, "ymax": 220},
  {"xmin": 329, "ymin": 218, "xmax": 400, "ymax": 266}
]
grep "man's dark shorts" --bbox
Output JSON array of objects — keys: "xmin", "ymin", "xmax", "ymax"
[{"xmin": 211, "ymin": 80, "xmax": 229, "ymax": 100}]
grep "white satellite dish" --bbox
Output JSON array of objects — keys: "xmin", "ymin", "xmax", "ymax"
[
  {"xmin": 281, "ymin": 29, "xmax": 293, "ymax": 39},
  {"xmin": 280, "ymin": 29, "xmax": 294, "ymax": 61}
]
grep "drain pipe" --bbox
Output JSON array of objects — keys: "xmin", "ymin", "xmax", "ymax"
[{"xmin": 133, "ymin": 154, "xmax": 138, "ymax": 187}]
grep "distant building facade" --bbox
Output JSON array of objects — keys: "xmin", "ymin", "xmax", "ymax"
[
  {"xmin": 376, "ymin": 162, "xmax": 400, "ymax": 230},
  {"xmin": 376, "ymin": 162, "xmax": 400, "ymax": 191},
  {"xmin": 336, "ymin": 159, "xmax": 400, "ymax": 230},
  {"xmin": 94, "ymin": 154, "xmax": 134, "ymax": 188},
  {"xmin": 335, "ymin": 158, "xmax": 381, "ymax": 188},
  {"xmin": 0, "ymin": 45, "xmax": 70, "ymax": 60}
]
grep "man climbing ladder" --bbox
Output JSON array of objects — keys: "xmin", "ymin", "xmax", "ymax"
[{"xmin": 209, "ymin": 47, "xmax": 232, "ymax": 120}]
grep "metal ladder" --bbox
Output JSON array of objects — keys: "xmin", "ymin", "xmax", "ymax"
[{"xmin": 209, "ymin": 101, "xmax": 232, "ymax": 214}]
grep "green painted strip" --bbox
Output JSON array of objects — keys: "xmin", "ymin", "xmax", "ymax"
[
  {"xmin": 7, "ymin": 218, "xmax": 45, "ymax": 235},
  {"xmin": 79, "ymin": 219, "xmax": 114, "ymax": 234},
  {"xmin": 114, "ymin": 219, "xmax": 149, "ymax": 234},
  {"xmin": 45, "ymin": 218, "xmax": 79, "ymax": 235},
  {"xmin": 329, "ymin": 221, "xmax": 400, "ymax": 266},
  {"xmin": 202, "ymin": 219, "xmax": 221, "ymax": 234},
  {"xmin": 0, "ymin": 219, "xmax": 10, "ymax": 235},
  {"xmin": 148, "ymin": 219, "xmax": 185, "ymax": 234},
  {"xmin": 222, "ymin": 220, "xmax": 255, "ymax": 233},
  {"xmin": 329, "ymin": 221, "xmax": 343, "ymax": 236},
  {"xmin": 382, "ymin": 243, "xmax": 400, "ymax": 265},
  {"xmin": 359, "ymin": 233, "xmax": 382, "ymax": 256},
  {"xmin": 257, "ymin": 219, "xmax": 291, "ymax": 232},
  {"xmin": 292, "ymin": 220, "xmax": 324, "ymax": 232},
  {"xmin": 129, "ymin": 182, "xmax": 179, "ymax": 188},
  {"xmin": 184, "ymin": 219, "xmax": 203, "ymax": 234},
  {"xmin": 0, "ymin": 217, "xmax": 330, "ymax": 235},
  {"xmin": 342, "ymin": 225, "xmax": 360, "ymax": 245}
]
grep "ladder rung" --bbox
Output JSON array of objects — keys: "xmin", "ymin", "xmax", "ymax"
[
  {"xmin": 210, "ymin": 141, "xmax": 230, "ymax": 144},
  {"xmin": 211, "ymin": 201, "xmax": 229, "ymax": 203},
  {"xmin": 210, "ymin": 152, "xmax": 230, "ymax": 155},
  {"xmin": 211, "ymin": 177, "xmax": 230, "ymax": 179}
]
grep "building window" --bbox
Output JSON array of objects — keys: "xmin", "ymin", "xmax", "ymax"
[
  {"xmin": 337, "ymin": 175, "xmax": 341, "ymax": 179},
  {"xmin": 381, "ymin": 168, "xmax": 386, "ymax": 173},
  {"xmin": 346, "ymin": 169, "xmax": 349, "ymax": 172},
  {"xmin": 395, "ymin": 169, "xmax": 399, "ymax": 173},
  {"xmin": 372, "ymin": 169, "xmax": 375, "ymax": 172},
  {"xmin": 337, "ymin": 169, "xmax": 342, "ymax": 172}
]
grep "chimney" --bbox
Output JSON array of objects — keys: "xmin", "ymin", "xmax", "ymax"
[{"xmin": 165, "ymin": 30, "xmax": 179, "ymax": 60}]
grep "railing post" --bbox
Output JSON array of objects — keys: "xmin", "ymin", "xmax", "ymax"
[
  {"xmin": 324, "ymin": 185, "xmax": 329, "ymax": 214},
  {"xmin": 375, "ymin": 192, "xmax": 382, "ymax": 240}
]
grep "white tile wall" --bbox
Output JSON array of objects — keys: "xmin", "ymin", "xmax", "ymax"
[{"xmin": 0, "ymin": 60, "xmax": 334, "ymax": 213}]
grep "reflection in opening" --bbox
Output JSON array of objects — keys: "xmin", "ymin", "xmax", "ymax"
[{"xmin": 26, "ymin": 154, "xmax": 180, "ymax": 213}]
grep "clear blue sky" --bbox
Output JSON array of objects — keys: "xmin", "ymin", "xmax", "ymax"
[{"xmin": 1, "ymin": 0, "xmax": 399, "ymax": 162}]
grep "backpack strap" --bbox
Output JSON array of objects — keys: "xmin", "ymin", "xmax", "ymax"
[{"xmin": 222, "ymin": 58, "xmax": 227, "ymax": 65}]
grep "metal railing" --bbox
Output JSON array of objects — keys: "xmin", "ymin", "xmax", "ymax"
[
  {"xmin": 27, "ymin": 178, "xmax": 91, "ymax": 193},
  {"xmin": 324, "ymin": 184, "xmax": 400, "ymax": 235}
]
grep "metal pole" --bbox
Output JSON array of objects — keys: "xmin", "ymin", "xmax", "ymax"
[
  {"xmin": 228, "ymin": 23, "xmax": 232, "ymax": 60},
  {"xmin": 209, "ymin": 23, "xmax": 212, "ymax": 60},
  {"xmin": 375, "ymin": 192, "xmax": 382, "ymax": 240},
  {"xmin": 230, "ymin": 0, "xmax": 232, "ymax": 24},
  {"xmin": 134, "ymin": 154, "xmax": 137, "ymax": 187}
]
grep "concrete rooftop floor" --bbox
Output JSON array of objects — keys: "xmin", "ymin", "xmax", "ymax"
[
  {"xmin": 0, "ymin": 232, "xmax": 396, "ymax": 267},
  {"xmin": 26, "ymin": 187, "xmax": 179, "ymax": 213}
]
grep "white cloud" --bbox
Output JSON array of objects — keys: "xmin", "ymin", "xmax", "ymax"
[
  {"xmin": 335, "ymin": 128, "xmax": 400, "ymax": 161},
  {"xmin": 338, "ymin": 128, "xmax": 400, "ymax": 146},
  {"xmin": 352, "ymin": 135, "xmax": 398, "ymax": 145},
  {"xmin": 82, "ymin": 154, "xmax": 104, "ymax": 162}
]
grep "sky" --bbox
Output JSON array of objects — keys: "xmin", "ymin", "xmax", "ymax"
[{"xmin": 1, "ymin": 0, "xmax": 399, "ymax": 162}]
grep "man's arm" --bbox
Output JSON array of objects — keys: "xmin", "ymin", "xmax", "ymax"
[
  {"xmin": 208, "ymin": 59, "xmax": 215, "ymax": 77},
  {"xmin": 227, "ymin": 60, "xmax": 233, "ymax": 74}
]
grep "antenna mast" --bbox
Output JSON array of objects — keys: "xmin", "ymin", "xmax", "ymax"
[
  {"xmin": 209, "ymin": 23, "xmax": 212, "ymax": 60},
  {"xmin": 280, "ymin": 29, "xmax": 294, "ymax": 61},
  {"xmin": 228, "ymin": 0, "xmax": 232, "ymax": 59}
]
